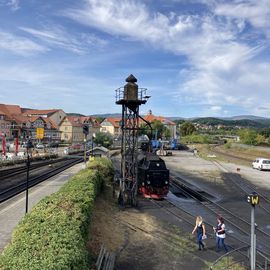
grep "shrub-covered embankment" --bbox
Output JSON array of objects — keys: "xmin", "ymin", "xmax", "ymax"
[{"xmin": 0, "ymin": 158, "xmax": 113, "ymax": 270}]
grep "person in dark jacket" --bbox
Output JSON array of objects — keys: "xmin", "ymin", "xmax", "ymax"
[
  {"xmin": 192, "ymin": 216, "xmax": 206, "ymax": 250},
  {"xmin": 213, "ymin": 216, "xmax": 228, "ymax": 252}
]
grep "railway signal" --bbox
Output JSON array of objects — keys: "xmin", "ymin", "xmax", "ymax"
[
  {"xmin": 247, "ymin": 192, "xmax": 260, "ymax": 270},
  {"xmin": 247, "ymin": 193, "xmax": 259, "ymax": 206},
  {"xmin": 83, "ymin": 125, "xmax": 89, "ymax": 135}
]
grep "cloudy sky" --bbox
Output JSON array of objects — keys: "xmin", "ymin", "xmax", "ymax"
[{"xmin": 0, "ymin": 0, "xmax": 270, "ymax": 117}]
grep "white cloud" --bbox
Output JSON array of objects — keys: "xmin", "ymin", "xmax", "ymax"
[
  {"xmin": 210, "ymin": 106, "xmax": 222, "ymax": 112},
  {"xmin": 0, "ymin": 0, "xmax": 20, "ymax": 11},
  {"xmin": 61, "ymin": 0, "xmax": 270, "ymax": 116},
  {"xmin": 214, "ymin": 0, "xmax": 270, "ymax": 37},
  {"xmin": 0, "ymin": 61, "xmax": 120, "ymax": 114},
  {"xmin": 0, "ymin": 31, "xmax": 47, "ymax": 55},
  {"xmin": 20, "ymin": 26, "xmax": 107, "ymax": 54},
  {"xmin": 2, "ymin": 0, "xmax": 269, "ymax": 116}
]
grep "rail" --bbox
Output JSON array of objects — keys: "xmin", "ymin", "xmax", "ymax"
[
  {"xmin": 171, "ymin": 175, "xmax": 270, "ymax": 255},
  {"xmin": 257, "ymin": 250, "xmax": 270, "ymax": 270},
  {"xmin": 0, "ymin": 158, "xmax": 82, "ymax": 203},
  {"xmin": 210, "ymin": 246, "xmax": 270, "ymax": 270},
  {"xmin": 0, "ymin": 157, "xmax": 66, "ymax": 180},
  {"xmin": 210, "ymin": 246, "xmax": 249, "ymax": 270}
]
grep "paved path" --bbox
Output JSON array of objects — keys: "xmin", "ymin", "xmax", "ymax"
[{"xmin": 0, "ymin": 163, "xmax": 84, "ymax": 252}]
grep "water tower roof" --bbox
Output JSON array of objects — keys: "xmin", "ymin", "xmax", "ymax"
[{"xmin": 125, "ymin": 74, "xmax": 137, "ymax": 83}]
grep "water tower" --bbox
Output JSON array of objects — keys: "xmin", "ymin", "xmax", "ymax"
[{"xmin": 115, "ymin": 74, "xmax": 149, "ymax": 206}]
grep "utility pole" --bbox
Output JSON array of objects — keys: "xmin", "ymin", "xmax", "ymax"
[
  {"xmin": 247, "ymin": 192, "xmax": 260, "ymax": 270},
  {"xmin": 83, "ymin": 125, "xmax": 89, "ymax": 165},
  {"xmin": 25, "ymin": 138, "xmax": 33, "ymax": 214}
]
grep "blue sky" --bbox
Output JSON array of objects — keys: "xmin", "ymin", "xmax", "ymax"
[{"xmin": 0, "ymin": 0, "xmax": 270, "ymax": 117}]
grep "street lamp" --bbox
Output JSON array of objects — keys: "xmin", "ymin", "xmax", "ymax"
[{"xmin": 25, "ymin": 138, "xmax": 33, "ymax": 214}]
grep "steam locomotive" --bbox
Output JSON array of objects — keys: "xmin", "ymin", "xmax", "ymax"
[{"xmin": 137, "ymin": 150, "xmax": 170, "ymax": 199}]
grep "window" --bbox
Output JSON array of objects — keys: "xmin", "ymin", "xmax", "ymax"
[{"xmin": 262, "ymin": 160, "xmax": 270, "ymax": 164}]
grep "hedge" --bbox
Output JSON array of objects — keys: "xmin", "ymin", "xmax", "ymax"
[{"xmin": 0, "ymin": 157, "xmax": 113, "ymax": 270}]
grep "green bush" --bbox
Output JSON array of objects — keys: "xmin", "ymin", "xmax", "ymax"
[
  {"xmin": 224, "ymin": 141, "xmax": 232, "ymax": 149},
  {"xmin": 181, "ymin": 134, "xmax": 215, "ymax": 144},
  {"xmin": 0, "ymin": 158, "xmax": 113, "ymax": 270}
]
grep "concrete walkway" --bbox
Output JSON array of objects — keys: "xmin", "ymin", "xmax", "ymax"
[{"xmin": 0, "ymin": 163, "xmax": 84, "ymax": 252}]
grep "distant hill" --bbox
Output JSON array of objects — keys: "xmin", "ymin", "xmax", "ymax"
[
  {"xmin": 67, "ymin": 113, "xmax": 86, "ymax": 117},
  {"xmin": 222, "ymin": 115, "xmax": 270, "ymax": 121},
  {"xmin": 190, "ymin": 117, "xmax": 269, "ymax": 128},
  {"xmin": 77, "ymin": 113, "xmax": 270, "ymax": 128},
  {"xmin": 90, "ymin": 113, "xmax": 122, "ymax": 118}
]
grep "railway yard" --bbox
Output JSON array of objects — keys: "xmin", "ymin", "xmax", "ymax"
[
  {"xmin": 89, "ymin": 148, "xmax": 270, "ymax": 269},
  {"xmin": 0, "ymin": 146, "xmax": 270, "ymax": 269}
]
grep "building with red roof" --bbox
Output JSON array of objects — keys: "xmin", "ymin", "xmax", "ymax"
[
  {"xmin": 100, "ymin": 111, "xmax": 176, "ymax": 138},
  {"xmin": 100, "ymin": 118, "xmax": 121, "ymax": 136},
  {"xmin": 0, "ymin": 104, "xmax": 61, "ymax": 142},
  {"xmin": 22, "ymin": 108, "xmax": 66, "ymax": 127},
  {"xmin": 59, "ymin": 116, "xmax": 100, "ymax": 143},
  {"xmin": 143, "ymin": 110, "xmax": 176, "ymax": 138}
]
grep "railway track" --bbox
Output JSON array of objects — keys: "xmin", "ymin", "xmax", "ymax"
[
  {"xmin": 213, "ymin": 161, "xmax": 270, "ymax": 216},
  {"xmin": 209, "ymin": 145, "xmax": 254, "ymax": 163},
  {"xmin": 170, "ymin": 175, "xmax": 270, "ymax": 257},
  {"xmin": 0, "ymin": 157, "xmax": 83, "ymax": 203},
  {"xmin": 0, "ymin": 157, "xmax": 70, "ymax": 180}
]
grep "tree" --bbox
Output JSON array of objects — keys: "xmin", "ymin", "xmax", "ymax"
[
  {"xmin": 138, "ymin": 123, "xmax": 152, "ymax": 138},
  {"xmin": 163, "ymin": 128, "xmax": 171, "ymax": 139},
  {"xmin": 260, "ymin": 128, "xmax": 270, "ymax": 138},
  {"xmin": 139, "ymin": 120, "xmax": 172, "ymax": 139},
  {"xmin": 151, "ymin": 120, "xmax": 166, "ymax": 139},
  {"xmin": 180, "ymin": 121, "xmax": 196, "ymax": 136},
  {"xmin": 93, "ymin": 132, "xmax": 113, "ymax": 148},
  {"xmin": 95, "ymin": 117, "xmax": 105, "ymax": 124},
  {"xmin": 255, "ymin": 134, "xmax": 266, "ymax": 145},
  {"xmin": 238, "ymin": 129, "xmax": 257, "ymax": 145}
]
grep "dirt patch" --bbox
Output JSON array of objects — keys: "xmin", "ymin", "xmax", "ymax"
[{"xmin": 87, "ymin": 182, "xmax": 223, "ymax": 270}]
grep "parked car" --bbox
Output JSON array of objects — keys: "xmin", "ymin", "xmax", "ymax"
[
  {"xmin": 47, "ymin": 142, "xmax": 59, "ymax": 148},
  {"xmin": 71, "ymin": 143, "xmax": 82, "ymax": 150},
  {"xmin": 64, "ymin": 147, "xmax": 69, "ymax": 155},
  {"xmin": 252, "ymin": 158, "xmax": 270, "ymax": 171},
  {"xmin": 36, "ymin": 143, "xmax": 45, "ymax": 149}
]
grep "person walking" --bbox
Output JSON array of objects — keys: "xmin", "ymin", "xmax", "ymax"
[
  {"xmin": 213, "ymin": 216, "xmax": 228, "ymax": 253},
  {"xmin": 192, "ymin": 216, "xmax": 206, "ymax": 250}
]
